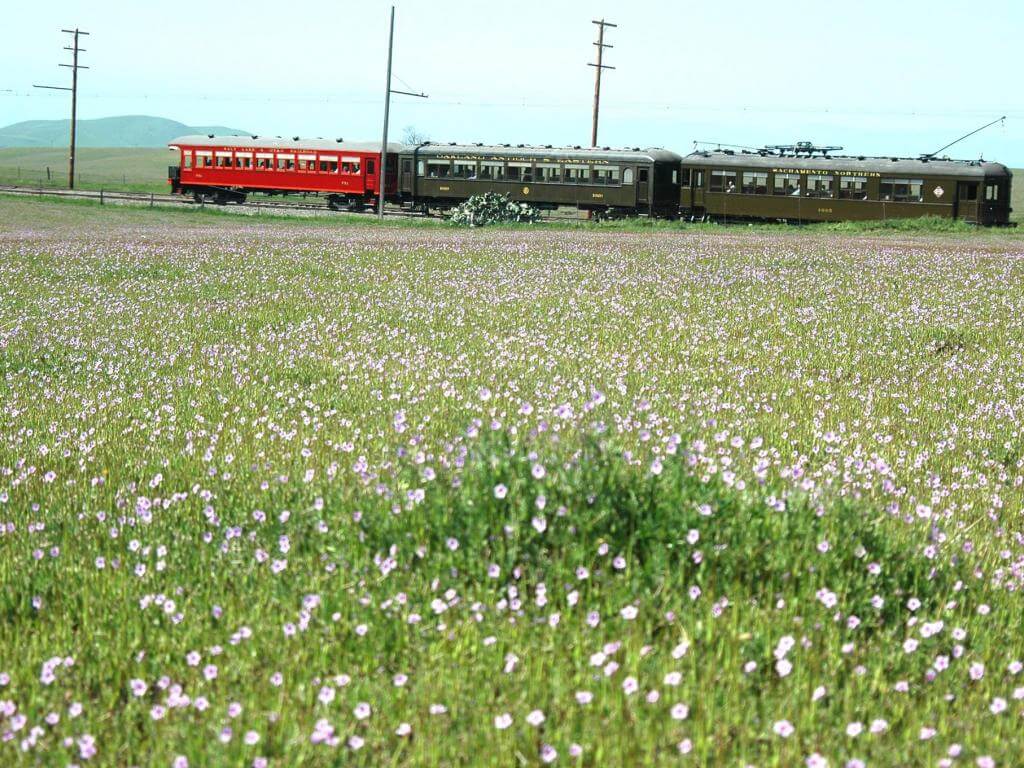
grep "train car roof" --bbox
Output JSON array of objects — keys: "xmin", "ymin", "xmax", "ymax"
[
  {"xmin": 168, "ymin": 135, "xmax": 407, "ymax": 153},
  {"xmin": 683, "ymin": 150, "xmax": 1010, "ymax": 178},
  {"xmin": 410, "ymin": 143, "xmax": 683, "ymax": 164}
]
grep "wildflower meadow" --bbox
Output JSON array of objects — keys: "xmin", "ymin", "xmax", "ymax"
[{"xmin": 1, "ymin": 199, "xmax": 1023, "ymax": 767}]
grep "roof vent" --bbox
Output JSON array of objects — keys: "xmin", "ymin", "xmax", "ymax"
[
  {"xmin": 602, "ymin": 146, "xmax": 610, "ymax": 150},
  {"xmin": 857, "ymin": 155, "xmax": 865, "ymax": 160},
  {"xmin": 891, "ymin": 157, "xmax": 898, "ymax": 162},
  {"xmin": 293, "ymin": 136, "xmax": 300, "ymax": 141},
  {"xmin": 207, "ymin": 134, "xmax": 214, "ymax": 138},
  {"xmin": 574, "ymin": 145, "xmax": 581, "ymax": 149},
  {"xmin": 251, "ymin": 135, "xmax": 258, "ymax": 139},
  {"xmin": 336, "ymin": 137, "xmax": 343, "ymax": 142},
  {"xmin": 517, "ymin": 144, "xmax": 524, "ymax": 147},
  {"xmin": 545, "ymin": 144, "xmax": 552, "ymax": 148}
]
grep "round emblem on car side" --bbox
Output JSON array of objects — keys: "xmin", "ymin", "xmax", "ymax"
[
  {"xmin": 522, "ymin": 186, "xmax": 530, "ymax": 195},
  {"xmin": 934, "ymin": 186, "xmax": 944, "ymax": 198}
]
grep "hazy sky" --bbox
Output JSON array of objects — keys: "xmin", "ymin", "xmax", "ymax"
[{"xmin": 2, "ymin": 0, "xmax": 1022, "ymax": 164}]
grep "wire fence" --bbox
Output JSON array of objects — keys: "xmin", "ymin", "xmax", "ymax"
[{"xmin": 0, "ymin": 165, "xmax": 167, "ymax": 192}]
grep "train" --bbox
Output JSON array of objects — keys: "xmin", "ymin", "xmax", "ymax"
[{"xmin": 167, "ymin": 134, "xmax": 1014, "ymax": 225}]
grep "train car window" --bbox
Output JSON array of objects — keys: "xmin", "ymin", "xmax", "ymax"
[
  {"xmin": 196, "ymin": 152, "xmax": 213, "ymax": 168},
  {"xmin": 277, "ymin": 156, "xmax": 295, "ymax": 170},
  {"xmin": 183, "ymin": 152, "xmax": 193, "ymax": 169},
  {"xmin": 985, "ymin": 183, "xmax": 1000, "ymax": 201},
  {"xmin": 427, "ymin": 160, "xmax": 450, "ymax": 178},
  {"xmin": 838, "ymin": 176, "xmax": 869, "ymax": 200},
  {"xmin": 880, "ymin": 178, "xmax": 923, "ymax": 202},
  {"xmin": 565, "ymin": 165, "xmax": 588, "ymax": 184},
  {"xmin": 693, "ymin": 170, "xmax": 704, "ymax": 188},
  {"xmin": 671, "ymin": 169, "xmax": 678, "ymax": 185},
  {"xmin": 959, "ymin": 183, "xmax": 978, "ymax": 201},
  {"xmin": 479, "ymin": 162, "xmax": 505, "ymax": 180},
  {"xmin": 741, "ymin": 172, "xmax": 768, "ymax": 195},
  {"xmin": 680, "ymin": 169, "xmax": 692, "ymax": 187},
  {"xmin": 298, "ymin": 155, "xmax": 317, "ymax": 172},
  {"xmin": 417, "ymin": 161, "xmax": 425, "ymax": 176},
  {"xmin": 773, "ymin": 173, "xmax": 801, "ymax": 195},
  {"xmin": 537, "ymin": 164, "xmax": 561, "ymax": 183},
  {"xmin": 452, "ymin": 161, "xmax": 477, "ymax": 179},
  {"xmin": 342, "ymin": 157, "xmax": 361, "ymax": 174},
  {"xmin": 366, "ymin": 160, "xmax": 375, "ymax": 175},
  {"xmin": 215, "ymin": 155, "xmax": 232, "ymax": 168},
  {"xmin": 638, "ymin": 168, "xmax": 649, "ymax": 183},
  {"xmin": 508, "ymin": 162, "xmax": 532, "ymax": 182},
  {"xmin": 806, "ymin": 175, "xmax": 834, "ymax": 198},
  {"xmin": 709, "ymin": 169, "xmax": 737, "ymax": 193},
  {"xmin": 255, "ymin": 155, "xmax": 272, "ymax": 170},
  {"xmin": 623, "ymin": 168, "xmax": 634, "ymax": 184},
  {"xmin": 402, "ymin": 160, "xmax": 412, "ymax": 173},
  {"xmin": 593, "ymin": 166, "xmax": 621, "ymax": 185}
]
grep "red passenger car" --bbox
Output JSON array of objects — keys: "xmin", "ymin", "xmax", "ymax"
[{"xmin": 167, "ymin": 135, "xmax": 401, "ymax": 209}]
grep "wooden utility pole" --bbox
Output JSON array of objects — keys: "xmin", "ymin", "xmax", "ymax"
[
  {"xmin": 378, "ymin": 6, "xmax": 427, "ymax": 220},
  {"xmin": 34, "ymin": 28, "xmax": 89, "ymax": 190},
  {"xmin": 588, "ymin": 19, "xmax": 616, "ymax": 148}
]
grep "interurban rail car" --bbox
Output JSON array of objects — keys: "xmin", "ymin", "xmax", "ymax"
[
  {"xmin": 167, "ymin": 135, "xmax": 1014, "ymax": 224},
  {"xmin": 394, "ymin": 144, "xmax": 683, "ymax": 217},
  {"xmin": 680, "ymin": 150, "xmax": 1013, "ymax": 225},
  {"xmin": 168, "ymin": 135, "xmax": 403, "ymax": 209}
]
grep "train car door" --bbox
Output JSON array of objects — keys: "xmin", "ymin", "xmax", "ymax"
[
  {"xmin": 365, "ymin": 157, "xmax": 378, "ymax": 195},
  {"xmin": 400, "ymin": 157, "xmax": 413, "ymax": 197},
  {"xmin": 955, "ymin": 181, "xmax": 978, "ymax": 222},
  {"xmin": 637, "ymin": 167, "xmax": 650, "ymax": 206}
]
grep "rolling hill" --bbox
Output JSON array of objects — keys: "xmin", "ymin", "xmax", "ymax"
[{"xmin": 0, "ymin": 115, "xmax": 249, "ymax": 148}]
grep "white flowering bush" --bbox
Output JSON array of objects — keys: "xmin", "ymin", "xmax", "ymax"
[{"xmin": 448, "ymin": 192, "xmax": 540, "ymax": 226}]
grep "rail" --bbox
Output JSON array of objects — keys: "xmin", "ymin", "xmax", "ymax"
[{"xmin": 0, "ymin": 184, "xmax": 436, "ymax": 219}]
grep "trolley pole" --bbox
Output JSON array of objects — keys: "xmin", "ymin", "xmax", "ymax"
[
  {"xmin": 378, "ymin": 6, "xmax": 427, "ymax": 220},
  {"xmin": 588, "ymin": 19, "xmax": 616, "ymax": 148},
  {"xmin": 34, "ymin": 28, "xmax": 89, "ymax": 190}
]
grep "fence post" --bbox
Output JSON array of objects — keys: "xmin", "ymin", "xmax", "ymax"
[
  {"xmin": 100, "ymin": 189, "xmax": 104, "ymax": 205},
  {"xmin": 46, "ymin": 167, "xmax": 51, "ymax": 181},
  {"xmin": 150, "ymin": 193, "xmax": 154, "ymax": 208}
]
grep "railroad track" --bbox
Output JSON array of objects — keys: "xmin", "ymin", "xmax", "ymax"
[{"xmin": 0, "ymin": 184, "xmax": 434, "ymax": 219}]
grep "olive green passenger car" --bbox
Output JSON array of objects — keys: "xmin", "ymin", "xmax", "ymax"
[
  {"xmin": 680, "ymin": 150, "xmax": 1013, "ymax": 224},
  {"xmin": 396, "ymin": 143, "xmax": 683, "ymax": 217}
]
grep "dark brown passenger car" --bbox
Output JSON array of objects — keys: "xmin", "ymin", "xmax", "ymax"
[
  {"xmin": 680, "ymin": 150, "xmax": 1013, "ymax": 224},
  {"xmin": 397, "ymin": 143, "xmax": 682, "ymax": 217}
]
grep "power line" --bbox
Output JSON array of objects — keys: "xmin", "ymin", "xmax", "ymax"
[{"xmin": 33, "ymin": 28, "xmax": 89, "ymax": 189}]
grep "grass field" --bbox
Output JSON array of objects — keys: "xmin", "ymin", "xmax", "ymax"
[
  {"xmin": 1, "ymin": 196, "xmax": 1024, "ymax": 766},
  {"xmin": 0, "ymin": 147, "xmax": 172, "ymax": 193}
]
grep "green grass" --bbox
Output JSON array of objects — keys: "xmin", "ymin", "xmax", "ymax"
[
  {"xmin": 2, "ymin": 193, "xmax": 1020, "ymax": 239},
  {"xmin": 0, "ymin": 198, "xmax": 1023, "ymax": 766}
]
